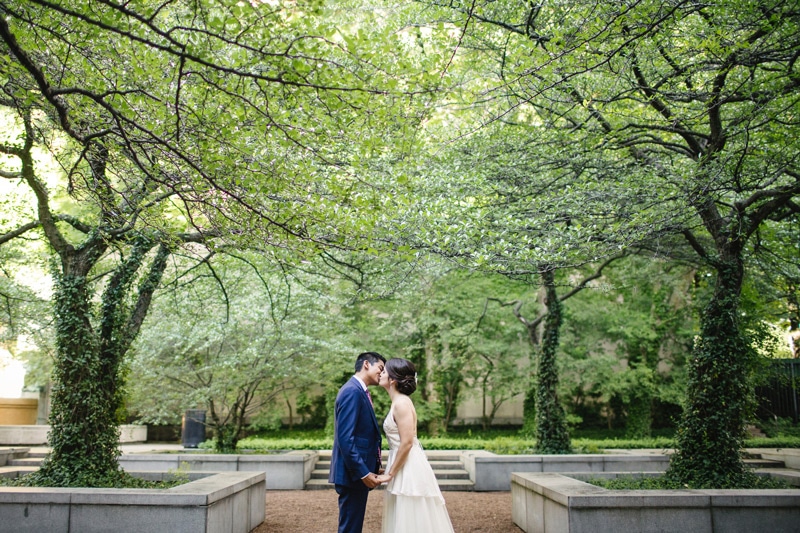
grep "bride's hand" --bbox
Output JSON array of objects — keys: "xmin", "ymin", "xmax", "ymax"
[{"xmin": 375, "ymin": 473, "xmax": 392, "ymax": 484}]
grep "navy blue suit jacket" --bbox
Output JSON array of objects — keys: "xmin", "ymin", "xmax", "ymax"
[{"xmin": 329, "ymin": 377, "xmax": 382, "ymax": 488}]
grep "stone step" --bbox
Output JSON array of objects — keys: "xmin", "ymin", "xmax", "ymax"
[
  {"xmin": 310, "ymin": 470, "xmax": 328, "ymax": 480},
  {"xmin": 427, "ymin": 460, "xmax": 465, "ymax": 470},
  {"xmin": 308, "ymin": 450, "xmax": 473, "ymax": 490},
  {"xmin": 316, "ymin": 450, "xmax": 464, "ymax": 460},
  {"xmin": 8, "ymin": 458, "xmax": 43, "ymax": 467},
  {"xmin": 432, "ymin": 469, "xmax": 470, "ymax": 480},
  {"xmin": 24, "ymin": 451, "xmax": 49, "ymax": 458},
  {"xmin": 305, "ymin": 479, "xmax": 335, "ymax": 490},
  {"xmin": 304, "ymin": 477, "xmax": 475, "ymax": 491},
  {"xmin": 438, "ymin": 479, "xmax": 475, "ymax": 491},
  {"xmin": 745, "ymin": 458, "xmax": 785, "ymax": 469},
  {"xmin": 309, "ymin": 468, "xmax": 470, "ymax": 481},
  {"xmin": 0, "ymin": 466, "xmax": 38, "ymax": 478},
  {"xmin": 315, "ymin": 459, "xmax": 463, "ymax": 471}
]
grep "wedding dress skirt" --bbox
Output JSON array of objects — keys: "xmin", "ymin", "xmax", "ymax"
[{"xmin": 381, "ymin": 411, "xmax": 455, "ymax": 533}]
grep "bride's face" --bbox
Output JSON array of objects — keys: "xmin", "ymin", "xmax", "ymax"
[{"xmin": 379, "ymin": 367, "xmax": 390, "ymax": 389}]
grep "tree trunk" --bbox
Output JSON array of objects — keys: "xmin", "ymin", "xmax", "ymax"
[
  {"xmin": 534, "ymin": 269, "xmax": 571, "ymax": 454},
  {"xmin": 521, "ymin": 387, "xmax": 537, "ymax": 436},
  {"xmin": 35, "ymin": 272, "xmax": 123, "ymax": 486},
  {"xmin": 667, "ymin": 256, "xmax": 755, "ymax": 487},
  {"xmin": 32, "ymin": 240, "xmax": 168, "ymax": 486},
  {"xmin": 624, "ymin": 393, "xmax": 652, "ymax": 439}
]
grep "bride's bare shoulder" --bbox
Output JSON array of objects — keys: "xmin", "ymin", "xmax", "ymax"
[{"xmin": 392, "ymin": 395, "xmax": 415, "ymax": 412}]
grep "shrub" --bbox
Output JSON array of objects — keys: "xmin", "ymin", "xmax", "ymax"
[{"xmin": 587, "ymin": 474, "xmax": 793, "ymax": 490}]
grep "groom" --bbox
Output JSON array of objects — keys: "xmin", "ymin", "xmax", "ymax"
[{"xmin": 329, "ymin": 351, "xmax": 386, "ymax": 533}]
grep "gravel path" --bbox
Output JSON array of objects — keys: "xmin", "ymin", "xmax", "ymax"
[{"xmin": 255, "ymin": 490, "xmax": 523, "ymax": 533}]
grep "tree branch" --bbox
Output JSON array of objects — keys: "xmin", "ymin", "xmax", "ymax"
[
  {"xmin": 125, "ymin": 243, "xmax": 171, "ymax": 345},
  {"xmin": 0, "ymin": 221, "xmax": 40, "ymax": 246},
  {"xmin": 0, "ymin": 16, "xmax": 84, "ymax": 142},
  {"xmin": 681, "ymin": 229, "xmax": 710, "ymax": 263}
]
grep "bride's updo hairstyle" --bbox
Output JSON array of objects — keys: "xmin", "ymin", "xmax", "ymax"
[{"xmin": 386, "ymin": 358, "xmax": 417, "ymax": 396}]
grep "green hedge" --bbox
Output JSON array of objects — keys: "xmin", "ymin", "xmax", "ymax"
[
  {"xmin": 211, "ymin": 435, "xmax": 800, "ymax": 454},
  {"xmin": 587, "ymin": 474, "xmax": 792, "ymax": 490},
  {"xmin": 203, "ymin": 437, "xmax": 333, "ymax": 451}
]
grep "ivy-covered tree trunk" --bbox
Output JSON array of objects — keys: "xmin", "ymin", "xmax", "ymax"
[
  {"xmin": 534, "ymin": 269, "xmax": 571, "ymax": 454},
  {"xmin": 521, "ymin": 388, "xmax": 537, "ymax": 436},
  {"xmin": 625, "ymin": 394, "xmax": 653, "ymax": 439},
  {"xmin": 667, "ymin": 257, "xmax": 755, "ymax": 488},
  {"xmin": 36, "ymin": 271, "xmax": 121, "ymax": 485},
  {"xmin": 512, "ymin": 260, "xmax": 622, "ymax": 441},
  {"xmin": 32, "ymin": 239, "xmax": 170, "ymax": 486}
]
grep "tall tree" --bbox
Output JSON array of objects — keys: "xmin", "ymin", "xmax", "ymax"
[
  {"xmin": 0, "ymin": 0, "xmax": 434, "ymax": 485},
  {"xmin": 419, "ymin": 0, "xmax": 800, "ymax": 487}
]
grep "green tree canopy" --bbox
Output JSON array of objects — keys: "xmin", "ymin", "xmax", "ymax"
[
  {"xmin": 0, "ymin": 0, "xmax": 441, "ymax": 485},
  {"xmin": 408, "ymin": 0, "xmax": 800, "ymax": 485}
]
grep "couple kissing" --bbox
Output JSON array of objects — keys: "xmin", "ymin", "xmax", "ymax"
[{"xmin": 329, "ymin": 352, "xmax": 455, "ymax": 533}]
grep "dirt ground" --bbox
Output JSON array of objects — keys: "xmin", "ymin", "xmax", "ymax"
[{"xmin": 255, "ymin": 490, "xmax": 523, "ymax": 533}]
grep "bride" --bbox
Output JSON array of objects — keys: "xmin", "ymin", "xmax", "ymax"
[{"xmin": 375, "ymin": 358, "xmax": 455, "ymax": 533}]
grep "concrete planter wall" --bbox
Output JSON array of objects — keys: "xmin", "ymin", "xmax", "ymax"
[
  {"xmin": 512, "ymin": 472, "xmax": 800, "ymax": 533},
  {"xmin": 0, "ymin": 399, "xmax": 38, "ymax": 425},
  {"xmin": 0, "ymin": 424, "xmax": 147, "ymax": 445},
  {"xmin": 0, "ymin": 471, "xmax": 265, "ymax": 533},
  {"xmin": 119, "ymin": 450, "xmax": 317, "ymax": 490},
  {"xmin": 463, "ymin": 450, "xmax": 670, "ymax": 491}
]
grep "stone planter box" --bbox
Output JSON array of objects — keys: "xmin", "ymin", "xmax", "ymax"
[
  {"xmin": 0, "ymin": 471, "xmax": 265, "ymax": 533},
  {"xmin": 0, "ymin": 399, "xmax": 38, "ymax": 425},
  {"xmin": 0, "ymin": 424, "xmax": 147, "ymax": 445},
  {"xmin": 511, "ymin": 472, "xmax": 800, "ymax": 533},
  {"xmin": 463, "ymin": 450, "xmax": 670, "ymax": 491},
  {"xmin": 119, "ymin": 450, "xmax": 317, "ymax": 490}
]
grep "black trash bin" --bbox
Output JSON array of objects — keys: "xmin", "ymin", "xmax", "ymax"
[{"xmin": 181, "ymin": 409, "xmax": 206, "ymax": 448}]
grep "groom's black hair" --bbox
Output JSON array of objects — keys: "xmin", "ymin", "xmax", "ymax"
[{"xmin": 355, "ymin": 351, "xmax": 386, "ymax": 373}]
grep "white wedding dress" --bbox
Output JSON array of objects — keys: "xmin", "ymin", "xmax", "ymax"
[{"xmin": 381, "ymin": 409, "xmax": 455, "ymax": 533}]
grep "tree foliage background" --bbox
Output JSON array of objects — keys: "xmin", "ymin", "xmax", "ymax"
[
  {"xmin": 0, "ymin": 0, "xmax": 442, "ymax": 485},
  {"xmin": 0, "ymin": 0, "xmax": 798, "ymax": 490}
]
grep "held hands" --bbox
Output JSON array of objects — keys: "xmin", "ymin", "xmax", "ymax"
[
  {"xmin": 362, "ymin": 473, "xmax": 381, "ymax": 489},
  {"xmin": 374, "ymin": 473, "xmax": 393, "ymax": 484}
]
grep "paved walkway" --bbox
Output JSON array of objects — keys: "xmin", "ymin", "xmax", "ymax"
[
  {"xmin": 15, "ymin": 444, "xmax": 524, "ymax": 532},
  {"xmin": 256, "ymin": 489, "xmax": 523, "ymax": 533}
]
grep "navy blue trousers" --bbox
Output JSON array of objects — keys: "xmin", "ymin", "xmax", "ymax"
[{"xmin": 335, "ymin": 483, "xmax": 370, "ymax": 533}]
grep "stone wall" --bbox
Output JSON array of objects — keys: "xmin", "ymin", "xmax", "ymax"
[
  {"xmin": 0, "ymin": 471, "xmax": 265, "ymax": 533},
  {"xmin": 0, "ymin": 424, "xmax": 147, "ymax": 445},
  {"xmin": 512, "ymin": 472, "xmax": 800, "ymax": 533}
]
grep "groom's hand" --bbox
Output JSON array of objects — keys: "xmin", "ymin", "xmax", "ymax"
[{"xmin": 361, "ymin": 473, "xmax": 380, "ymax": 488}]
